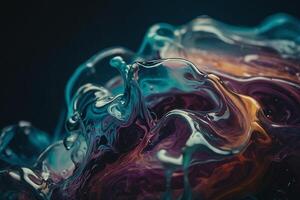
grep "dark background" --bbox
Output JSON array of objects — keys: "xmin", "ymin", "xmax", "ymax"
[{"xmin": 1, "ymin": 0, "xmax": 300, "ymax": 133}]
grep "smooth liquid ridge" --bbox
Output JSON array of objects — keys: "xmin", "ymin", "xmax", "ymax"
[{"xmin": 0, "ymin": 14, "xmax": 300, "ymax": 200}]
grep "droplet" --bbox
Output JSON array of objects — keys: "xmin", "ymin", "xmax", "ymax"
[{"xmin": 63, "ymin": 133, "xmax": 79, "ymax": 150}]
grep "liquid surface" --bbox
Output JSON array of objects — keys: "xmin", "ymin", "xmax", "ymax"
[{"xmin": 1, "ymin": 14, "xmax": 300, "ymax": 200}]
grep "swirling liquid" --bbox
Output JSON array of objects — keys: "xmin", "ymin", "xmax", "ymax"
[{"xmin": 0, "ymin": 14, "xmax": 300, "ymax": 200}]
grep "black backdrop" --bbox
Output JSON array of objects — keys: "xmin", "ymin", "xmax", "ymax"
[{"xmin": 1, "ymin": 0, "xmax": 300, "ymax": 133}]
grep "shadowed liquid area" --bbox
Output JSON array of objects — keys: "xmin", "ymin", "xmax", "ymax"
[{"xmin": 0, "ymin": 14, "xmax": 300, "ymax": 200}]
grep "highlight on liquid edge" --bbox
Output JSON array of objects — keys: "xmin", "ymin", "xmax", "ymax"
[{"xmin": 0, "ymin": 14, "xmax": 300, "ymax": 200}]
